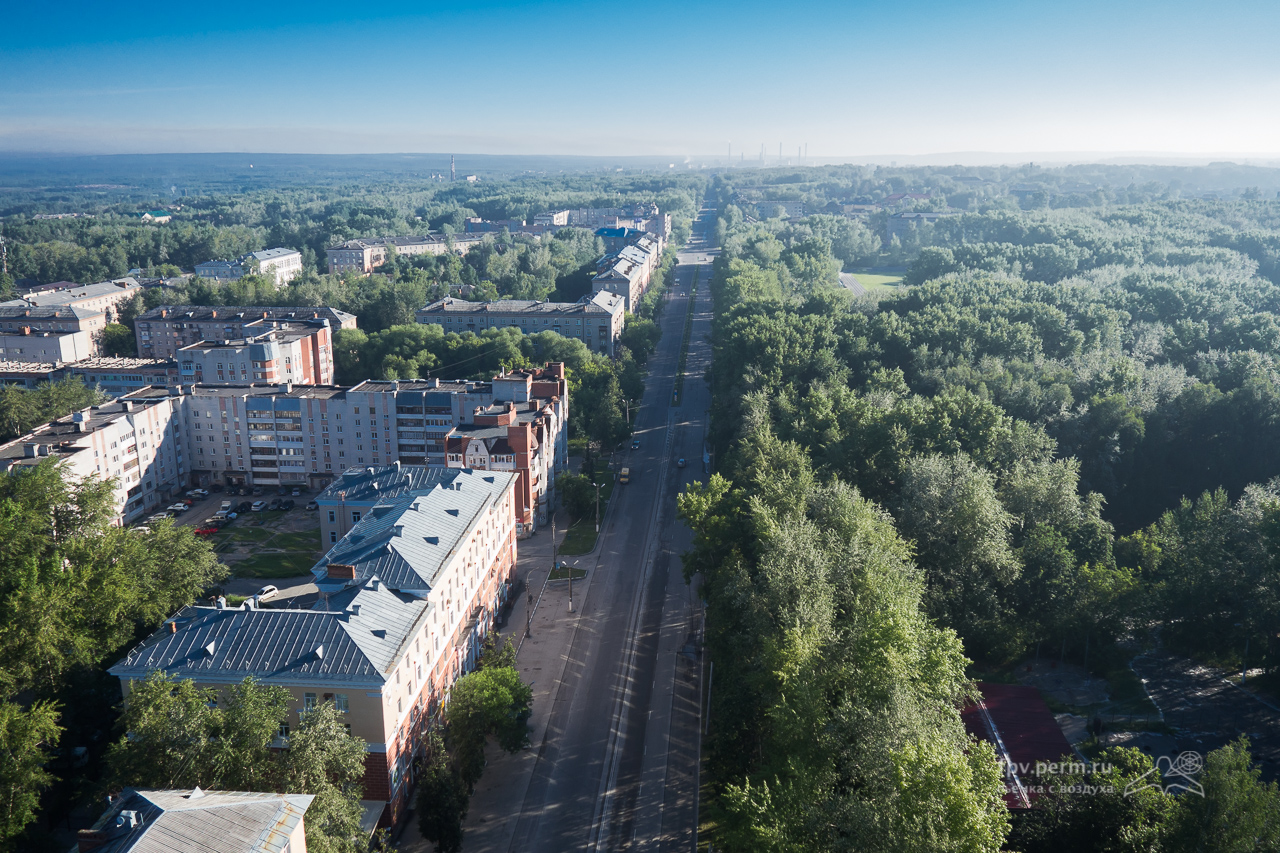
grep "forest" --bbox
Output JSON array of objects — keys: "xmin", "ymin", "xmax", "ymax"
[{"xmin": 684, "ymin": 177, "xmax": 1280, "ymax": 851}]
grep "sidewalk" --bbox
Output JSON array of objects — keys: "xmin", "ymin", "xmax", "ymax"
[{"xmin": 396, "ymin": 509, "xmax": 608, "ymax": 852}]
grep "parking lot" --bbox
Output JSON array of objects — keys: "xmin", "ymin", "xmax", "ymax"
[{"xmin": 142, "ymin": 487, "xmax": 325, "ymax": 600}]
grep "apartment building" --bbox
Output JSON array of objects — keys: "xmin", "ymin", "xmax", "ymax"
[
  {"xmin": 0, "ymin": 387, "xmax": 189, "ymax": 523},
  {"xmin": 0, "ymin": 304, "xmax": 108, "ymax": 337},
  {"xmin": 326, "ymin": 235, "xmax": 483, "ymax": 275},
  {"xmin": 0, "ymin": 327, "xmax": 94, "ymax": 363},
  {"xmin": 179, "ymin": 364, "xmax": 566, "ymax": 530},
  {"xmin": 177, "ymin": 321, "xmax": 334, "ymax": 386},
  {"xmin": 135, "ymin": 305, "xmax": 356, "ymax": 359},
  {"xmin": 68, "ymin": 357, "xmax": 180, "ymax": 395},
  {"xmin": 195, "ymin": 249, "xmax": 304, "ymax": 286},
  {"xmin": 12, "ymin": 277, "xmax": 141, "ymax": 321},
  {"xmin": 110, "ymin": 467, "xmax": 520, "ymax": 828},
  {"xmin": 591, "ymin": 230, "xmax": 665, "ymax": 312},
  {"xmin": 414, "ymin": 291, "xmax": 625, "ymax": 355}
]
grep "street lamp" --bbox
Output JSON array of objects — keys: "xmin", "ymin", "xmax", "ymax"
[{"xmin": 595, "ymin": 481, "xmax": 601, "ymax": 534}]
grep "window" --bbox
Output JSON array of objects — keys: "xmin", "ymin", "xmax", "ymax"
[
  {"xmin": 330, "ymin": 530, "xmax": 337, "ymax": 543},
  {"xmin": 351, "ymin": 511, "xmax": 361, "ymax": 524},
  {"xmin": 304, "ymin": 692, "xmax": 317, "ymax": 711},
  {"xmin": 335, "ymin": 693, "xmax": 349, "ymax": 712},
  {"xmin": 328, "ymin": 510, "xmax": 336, "ymax": 523},
  {"xmin": 278, "ymin": 721, "xmax": 290, "ymax": 738}
]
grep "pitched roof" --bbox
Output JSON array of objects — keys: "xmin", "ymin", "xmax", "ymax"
[{"xmin": 83, "ymin": 787, "xmax": 313, "ymax": 853}]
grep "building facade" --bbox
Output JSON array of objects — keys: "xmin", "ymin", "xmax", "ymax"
[
  {"xmin": 135, "ymin": 306, "xmax": 356, "ymax": 359},
  {"xmin": 414, "ymin": 291, "xmax": 625, "ymax": 355},
  {"xmin": 591, "ymin": 230, "xmax": 665, "ymax": 312},
  {"xmin": 0, "ymin": 328, "xmax": 94, "ymax": 363},
  {"xmin": 110, "ymin": 468, "xmax": 520, "ymax": 828},
  {"xmin": 0, "ymin": 388, "xmax": 189, "ymax": 523},
  {"xmin": 14, "ymin": 277, "xmax": 141, "ymax": 321},
  {"xmin": 326, "ymin": 235, "xmax": 483, "ymax": 275},
  {"xmin": 177, "ymin": 321, "xmax": 334, "ymax": 386}
]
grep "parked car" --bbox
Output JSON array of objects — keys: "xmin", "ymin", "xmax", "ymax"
[
  {"xmin": 220, "ymin": 500, "xmax": 233, "ymax": 512},
  {"xmin": 210, "ymin": 483, "xmax": 223, "ymax": 493},
  {"xmin": 268, "ymin": 498, "xmax": 282, "ymax": 511},
  {"xmin": 251, "ymin": 500, "xmax": 267, "ymax": 512},
  {"xmin": 146, "ymin": 513, "xmax": 170, "ymax": 524},
  {"xmin": 186, "ymin": 488, "xmax": 208, "ymax": 499},
  {"xmin": 291, "ymin": 487, "xmax": 301, "ymax": 497},
  {"xmin": 277, "ymin": 486, "xmax": 288, "ymax": 496},
  {"xmin": 305, "ymin": 500, "xmax": 318, "ymax": 511},
  {"xmin": 134, "ymin": 525, "xmax": 152, "ymax": 534},
  {"xmin": 225, "ymin": 511, "xmax": 238, "ymax": 521},
  {"xmin": 236, "ymin": 501, "xmax": 252, "ymax": 514},
  {"xmin": 282, "ymin": 499, "xmax": 295, "ymax": 510},
  {"xmin": 631, "ymin": 439, "xmax": 641, "ymax": 449},
  {"xmin": 194, "ymin": 527, "xmax": 218, "ymax": 536},
  {"xmin": 677, "ymin": 457, "xmax": 686, "ymax": 468},
  {"xmin": 257, "ymin": 585, "xmax": 279, "ymax": 600},
  {"xmin": 182, "ymin": 498, "xmax": 195, "ymax": 506},
  {"xmin": 251, "ymin": 487, "xmax": 264, "ymax": 496},
  {"xmin": 167, "ymin": 503, "xmax": 189, "ymax": 514}
]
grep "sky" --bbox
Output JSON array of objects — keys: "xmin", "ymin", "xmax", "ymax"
[{"xmin": 3, "ymin": 0, "xmax": 1280, "ymax": 160}]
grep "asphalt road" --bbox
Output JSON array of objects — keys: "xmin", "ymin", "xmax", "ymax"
[{"xmin": 502, "ymin": 206, "xmax": 719, "ymax": 852}]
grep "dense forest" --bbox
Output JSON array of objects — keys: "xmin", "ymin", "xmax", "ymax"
[{"xmin": 685, "ymin": 176, "xmax": 1280, "ymax": 851}]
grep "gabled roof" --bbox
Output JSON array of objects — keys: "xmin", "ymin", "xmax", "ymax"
[
  {"xmin": 83, "ymin": 787, "xmax": 313, "ymax": 853},
  {"xmin": 313, "ymin": 469, "xmax": 517, "ymax": 593}
]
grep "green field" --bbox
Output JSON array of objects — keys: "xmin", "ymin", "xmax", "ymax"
[
  {"xmin": 557, "ymin": 459, "xmax": 617, "ymax": 556},
  {"xmin": 846, "ymin": 272, "xmax": 903, "ymax": 290},
  {"xmin": 210, "ymin": 515, "xmax": 325, "ymax": 578}
]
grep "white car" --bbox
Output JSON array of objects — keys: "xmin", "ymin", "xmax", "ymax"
[
  {"xmin": 167, "ymin": 503, "xmax": 189, "ymax": 513},
  {"xmin": 251, "ymin": 500, "xmax": 267, "ymax": 512},
  {"xmin": 256, "ymin": 584, "xmax": 279, "ymax": 600},
  {"xmin": 186, "ymin": 489, "xmax": 209, "ymax": 499}
]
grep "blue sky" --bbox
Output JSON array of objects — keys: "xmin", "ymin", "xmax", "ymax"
[{"xmin": 3, "ymin": 0, "xmax": 1279, "ymax": 158}]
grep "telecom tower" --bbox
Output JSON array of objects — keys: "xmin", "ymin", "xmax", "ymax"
[{"xmin": 450, "ymin": 155, "xmax": 456, "ymax": 182}]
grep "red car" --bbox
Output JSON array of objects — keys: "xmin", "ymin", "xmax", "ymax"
[{"xmin": 194, "ymin": 527, "xmax": 219, "ymax": 536}]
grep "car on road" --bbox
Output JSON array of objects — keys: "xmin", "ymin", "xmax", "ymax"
[
  {"xmin": 677, "ymin": 458, "xmax": 686, "ymax": 468},
  {"xmin": 282, "ymin": 499, "xmax": 295, "ymax": 510},
  {"xmin": 631, "ymin": 439, "xmax": 640, "ymax": 449},
  {"xmin": 186, "ymin": 488, "xmax": 209, "ymax": 499},
  {"xmin": 194, "ymin": 527, "xmax": 217, "ymax": 536},
  {"xmin": 251, "ymin": 486, "xmax": 263, "ymax": 496},
  {"xmin": 619, "ymin": 467, "xmax": 631, "ymax": 484},
  {"xmin": 236, "ymin": 501, "xmax": 252, "ymax": 514},
  {"xmin": 256, "ymin": 585, "xmax": 279, "ymax": 600},
  {"xmin": 220, "ymin": 500, "xmax": 233, "ymax": 512},
  {"xmin": 167, "ymin": 503, "xmax": 189, "ymax": 513},
  {"xmin": 291, "ymin": 487, "xmax": 301, "ymax": 497},
  {"xmin": 268, "ymin": 498, "xmax": 282, "ymax": 511},
  {"xmin": 305, "ymin": 500, "xmax": 318, "ymax": 511},
  {"xmin": 251, "ymin": 500, "xmax": 267, "ymax": 512},
  {"xmin": 225, "ymin": 511, "xmax": 237, "ymax": 521}
]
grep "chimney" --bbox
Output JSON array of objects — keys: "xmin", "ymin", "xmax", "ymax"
[
  {"xmin": 77, "ymin": 830, "xmax": 107, "ymax": 852},
  {"xmin": 392, "ymin": 460, "xmax": 401, "ymax": 472},
  {"xmin": 327, "ymin": 563, "xmax": 356, "ymax": 579},
  {"xmin": 350, "ymin": 603, "xmax": 361, "ymax": 616},
  {"xmin": 168, "ymin": 621, "xmax": 177, "ymax": 634},
  {"xmin": 210, "ymin": 309, "xmax": 217, "ymax": 319}
]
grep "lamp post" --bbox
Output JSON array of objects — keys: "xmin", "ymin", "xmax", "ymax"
[{"xmin": 595, "ymin": 481, "xmax": 601, "ymax": 534}]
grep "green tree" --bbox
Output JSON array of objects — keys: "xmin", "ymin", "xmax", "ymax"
[
  {"xmin": 283, "ymin": 702, "xmax": 368, "ymax": 853},
  {"xmin": 98, "ymin": 323, "xmax": 137, "ymax": 356},
  {"xmin": 444, "ymin": 666, "xmax": 532, "ymax": 791},
  {"xmin": 415, "ymin": 731, "xmax": 467, "ymax": 853},
  {"xmin": 1165, "ymin": 737, "xmax": 1280, "ymax": 852},
  {"xmin": 0, "ymin": 700, "xmax": 60, "ymax": 848},
  {"xmin": 558, "ymin": 472, "xmax": 595, "ymax": 521}
]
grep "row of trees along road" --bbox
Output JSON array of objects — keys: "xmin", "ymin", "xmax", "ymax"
[{"xmin": 683, "ymin": 192, "xmax": 1280, "ymax": 851}]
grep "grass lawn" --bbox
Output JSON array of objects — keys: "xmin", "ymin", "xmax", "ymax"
[
  {"xmin": 549, "ymin": 566, "xmax": 588, "ymax": 581},
  {"xmin": 233, "ymin": 552, "xmax": 321, "ymax": 578},
  {"xmin": 846, "ymin": 271, "xmax": 904, "ymax": 290}
]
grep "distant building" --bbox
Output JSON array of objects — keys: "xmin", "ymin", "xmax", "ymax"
[
  {"xmin": 110, "ymin": 467, "xmax": 520, "ymax": 828},
  {"xmin": 415, "ymin": 291, "xmax": 625, "ymax": 355},
  {"xmin": 0, "ymin": 304, "xmax": 107, "ymax": 337},
  {"xmin": 68, "ymin": 357, "xmax": 181, "ymax": 395},
  {"xmin": 177, "ymin": 321, "xmax": 335, "ymax": 386},
  {"xmin": 139, "ymin": 210, "xmax": 173, "ymax": 224},
  {"xmin": 326, "ymin": 235, "xmax": 482, "ymax": 275},
  {"xmin": 755, "ymin": 200, "xmax": 807, "ymax": 219},
  {"xmin": 885, "ymin": 210, "xmax": 961, "ymax": 243},
  {"xmin": 135, "ymin": 305, "xmax": 356, "ymax": 359},
  {"xmin": 195, "ymin": 249, "xmax": 303, "ymax": 286},
  {"xmin": 591, "ymin": 230, "xmax": 665, "ymax": 312},
  {"xmin": 76, "ymin": 787, "xmax": 315, "ymax": 853},
  {"xmin": 0, "ymin": 327, "xmax": 94, "ymax": 363}
]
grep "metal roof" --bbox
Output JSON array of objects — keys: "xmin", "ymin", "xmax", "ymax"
[{"xmin": 84, "ymin": 788, "xmax": 313, "ymax": 853}]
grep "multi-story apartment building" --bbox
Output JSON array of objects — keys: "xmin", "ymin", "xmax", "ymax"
[
  {"xmin": 110, "ymin": 467, "xmax": 520, "ymax": 828},
  {"xmin": 0, "ymin": 387, "xmax": 189, "ymax": 523},
  {"xmin": 180, "ymin": 364, "xmax": 566, "ymax": 531},
  {"xmin": 592, "ymin": 230, "xmax": 665, "ymax": 312},
  {"xmin": 176, "ymin": 321, "xmax": 334, "ymax": 386},
  {"xmin": 414, "ymin": 291, "xmax": 625, "ymax": 355},
  {"xmin": 195, "ymin": 249, "xmax": 304, "ymax": 286},
  {"xmin": 0, "ymin": 327, "xmax": 95, "ymax": 363},
  {"xmin": 135, "ymin": 306, "xmax": 356, "ymax": 359},
  {"xmin": 8, "ymin": 277, "xmax": 141, "ymax": 321},
  {"xmin": 326, "ymin": 235, "xmax": 482, "ymax": 275},
  {"xmin": 0, "ymin": 304, "xmax": 108, "ymax": 337},
  {"xmin": 0, "ymin": 363, "xmax": 567, "ymax": 530},
  {"xmin": 68, "ymin": 357, "xmax": 180, "ymax": 395}
]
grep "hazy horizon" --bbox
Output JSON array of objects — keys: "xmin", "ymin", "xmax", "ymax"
[{"xmin": 5, "ymin": 0, "xmax": 1279, "ymax": 159}]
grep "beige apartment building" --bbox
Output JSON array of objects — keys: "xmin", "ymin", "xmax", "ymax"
[
  {"xmin": 110, "ymin": 468, "xmax": 520, "ymax": 829},
  {"xmin": 415, "ymin": 291, "xmax": 626, "ymax": 355},
  {"xmin": 326, "ymin": 235, "xmax": 482, "ymax": 275}
]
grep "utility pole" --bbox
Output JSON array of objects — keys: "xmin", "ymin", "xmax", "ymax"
[{"xmin": 595, "ymin": 481, "xmax": 601, "ymax": 533}]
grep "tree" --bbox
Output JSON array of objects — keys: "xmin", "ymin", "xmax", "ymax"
[
  {"xmin": 1165, "ymin": 737, "xmax": 1280, "ymax": 852},
  {"xmin": 444, "ymin": 666, "xmax": 532, "ymax": 791},
  {"xmin": 283, "ymin": 702, "xmax": 368, "ymax": 853},
  {"xmin": 415, "ymin": 731, "xmax": 467, "ymax": 853},
  {"xmin": 558, "ymin": 472, "xmax": 595, "ymax": 521},
  {"xmin": 0, "ymin": 700, "xmax": 60, "ymax": 847},
  {"xmin": 97, "ymin": 323, "xmax": 137, "ymax": 356}
]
